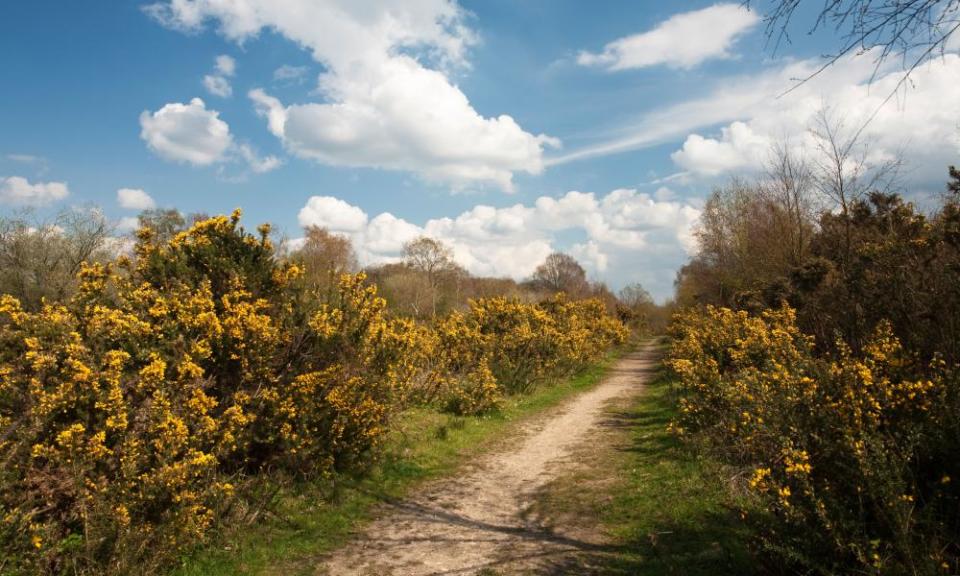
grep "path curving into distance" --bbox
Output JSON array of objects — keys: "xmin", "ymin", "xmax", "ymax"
[{"xmin": 320, "ymin": 344, "xmax": 659, "ymax": 576}]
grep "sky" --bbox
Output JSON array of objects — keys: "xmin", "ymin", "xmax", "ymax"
[{"xmin": 1, "ymin": 1, "xmax": 959, "ymax": 300}]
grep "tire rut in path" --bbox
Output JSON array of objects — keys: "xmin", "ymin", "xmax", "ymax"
[{"xmin": 319, "ymin": 345, "xmax": 658, "ymax": 576}]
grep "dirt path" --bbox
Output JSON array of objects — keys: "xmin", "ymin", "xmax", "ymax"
[{"xmin": 319, "ymin": 345, "xmax": 658, "ymax": 576}]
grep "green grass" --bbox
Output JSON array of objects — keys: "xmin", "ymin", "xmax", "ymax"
[
  {"xmin": 171, "ymin": 350, "xmax": 628, "ymax": 576},
  {"xmin": 594, "ymin": 364, "xmax": 761, "ymax": 575}
]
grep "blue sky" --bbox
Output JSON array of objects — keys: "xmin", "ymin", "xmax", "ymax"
[{"xmin": 2, "ymin": 1, "xmax": 959, "ymax": 300}]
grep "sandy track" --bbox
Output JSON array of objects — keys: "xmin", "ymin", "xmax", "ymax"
[{"xmin": 319, "ymin": 345, "xmax": 658, "ymax": 576}]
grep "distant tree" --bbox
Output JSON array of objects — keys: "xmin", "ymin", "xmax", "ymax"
[
  {"xmin": 679, "ymin": 177, "xmax": 808, "ymax": 308},
  {"xmin": 949, "ymin": 165, "xmax": 960, "ymax": 196},
  {"xmin": 292, "ymin": 226, "xmax": 358, "ymax": 295},
  {"xmin": 138, "ymin": 208, "xmax": 186, "ymax": 243},
  {"xmin": 403, "ymin": 237, "xmax": 456, "ymax": 276},
  {"xmin": 619, "ymin": 283, "xmax": 654, "ymax": 309},
  {"xmin": 530, "ymin": 252, "xmax": 589, "ymax": 297},
  {"xmin": 402, "ymin": 236, "xmax": 463, "ymax": 317},
  {"xmin": 809, "ymin": 106, "xmax": 902, "ymax": 263},
  {"xmin": 0, "ymin": 208, "xmax": 113, "ymax": 309},
  {"xmin": 463, "ymin": 276, "xmax": 523, "ymax": 301},
  {"xmin": 810, "ymin": 107, "xmax": 901, "ymax": 215},
  {"xmin": 761, "ymin": 139, "xmax": 818, "ymax": 267},
  {"xmin": 590, "ymin": 281, "xmax": 620, "ymax": 311},
  {"xmin": 616, "ymin": 282, "xmax": 653, "ymax": 329},
  {"xmin": 376, "ymin": 266, "xmax": 434, "ymax": 318}
]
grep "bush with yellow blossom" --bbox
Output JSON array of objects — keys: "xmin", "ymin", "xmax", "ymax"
[
  {"xmin": 0, "ymin": 209, "xmax": 629, "ymax": 574},
  {"xmin": 420, "ymin": 294, "xmax": 628, "ymax": 414},
  {"xmin": 0, "ymin": 211, "xmax": 426, "ymax": 574},
  {"xmin": 668, "ymin": 305, "xmax": 960, "ymax": 575}
]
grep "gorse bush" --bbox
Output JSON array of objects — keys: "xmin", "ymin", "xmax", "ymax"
[
  {"xmin": 669, "ymin": 306, "xmax": 960, "ymax": 575},
  {"xmin": 0, "ymin": 211, "xmax": 420, "ymax": 574},
  {"xmin": 427, "ymin": 294, "xmax": 629, "ymax": 413},
  {"xmin": 0, "ymin": 210, "xmax": 627, "ymax": 574},
  {"xmin": 670, "ymin": 159, "xmax": 960, "ymax": 573}
]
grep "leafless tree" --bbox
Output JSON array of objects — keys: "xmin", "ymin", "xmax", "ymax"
[
  {"xmin": 808, "ymin": 106, "xmax": 904, "ymax": 261},
  {"xmin": 530, "ymin": 252, "xmax": 589, "ymax": 297},
  {"xmin": 754, "ymin": 0, "xmax": 960, "ymax": 80},
  {"xmin": 619, "ymin": 282, "xmax": 654, "ymax": 309},
  {"xmin": 402, "ymin": 236, "xmax": 463, "ymax": 317},
  {"xmin": 761, "ymin": 139, "xmax": 818, "ymax": 266},
  {"xmin": 809, "ymin": 106, "xmax": 902, "ymax": 216},
  {"xmin": 0, "ymin": 208, "xmax": 113, "ymax": 309}
]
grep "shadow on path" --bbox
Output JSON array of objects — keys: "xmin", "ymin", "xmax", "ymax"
[
  {"xmin": 345, "ymin": 490, "xmax": 630, "ymax": 574},
  {"xmin": 320, "ymin": 346, "xmax": 756, "ymax": 576}
]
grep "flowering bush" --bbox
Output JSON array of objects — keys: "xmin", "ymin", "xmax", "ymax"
[
  {"xmin": 427, "ymin": 295, "xmax": 628, "ymax": 413},
  {"xmin": 0, "ymin": 210, "xmax": 629, "ymax": 574},
  {"xmin": 539, "ymin": 294, "xmax": 630, "ymax": 376},
  {"xmin": 428, "ymin": 311, "xmax": 502, "ymax": 415},
  {"xmin": 0, "ymin": 212, "xmax": 422, "ymax": 574},
  {"xmin": 470, "ymin": 295, "xmax": 627, "ymax": 395},
  {"xmin": 669, "ymin": 305, "xmax": 960, "ymax": 574}
]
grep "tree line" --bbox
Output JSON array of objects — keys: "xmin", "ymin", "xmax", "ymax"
[{"xmin": 0, "ymin": 207, "xmax": 661, "ymax": 333}]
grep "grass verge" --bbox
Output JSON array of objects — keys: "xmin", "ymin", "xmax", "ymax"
[
  {"xmin": 597, "ymin": 363, "xmax": 759, "ymax": 575},
  {"xmin": 527, "ymin": 347, "xmax": 760, "ymax": 575},
  {"xmin": 171, "ymin": 347, "xmax": 630, "ymax": 576}
]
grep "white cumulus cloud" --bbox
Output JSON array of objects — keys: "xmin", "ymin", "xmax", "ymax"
[
  {"xmin": 670, "ymin": 54, "xmax": 960, "ymax": 181},
  {"xmin": 551, "ymin": 49, "xmax": 960, "ymax": 190},
  {"xmin": 140, "ymin": 98, "xmax": 232, "ymax": 166},
  {"xmin": 116, "ymin": 188, "xmax": 156, "ymax": 210},
  {"xmin": 578, "ymin": 4, "xmax": 759, "ymax": 71},
  {"xmin": 140, "ymin": 98, "xmax": 280, "ymax": 175},
  {"xmin": 147, "ymin": 0, "xmax": 558, "ymax": 191},
  {"xmin": 296, "ymin": 189, "xmax": 701, "ymax": 298},
  {"xmin": 298, "ymin": 195, "xmax": 369, "ymax": 232},
  {"xmin": 0, "ymin": 176, "xmax": 69, "ymax": 206},
  {"xmin": 671, "ymin": 121, "xmax": 771, "ymax": 176}
]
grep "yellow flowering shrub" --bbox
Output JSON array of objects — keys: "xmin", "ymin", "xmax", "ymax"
[
  {"xmin": 0, "ymin": 213, "xmax": 421, "ymax": 574},
  {"xmin": 668, "ymin": 305, "xmax": 960, "ymax": 575},
  {"xmin": 419, "ymin": 295, "xmax": 628, "ymax": 414},
  {"xmin": 539, "ymin": 294, "xmax": 630, "ymax": 375},
  {"xmin": 424, "ymin": 311, "xmax": 500, "ymax": 415},
  {"xmin": 0, "ymin": 209, "xmax": 629, "ymax": 573}
]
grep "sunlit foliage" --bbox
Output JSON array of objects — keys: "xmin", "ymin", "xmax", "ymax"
[
  {"xmin": 0, "ymin": 210, "xmax": 628, "ymax": 574},
  {"xmin": 669, "ymin": 305, "xmax": 960, "ymax": 575}
]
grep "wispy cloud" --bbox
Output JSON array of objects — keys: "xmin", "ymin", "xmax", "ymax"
[
  {"xmin": 548, "ymin": 52, "xmax": 882, "ymax": 166},
  {"xmin": 203, "ymin": 54, "xmax": 236, "ymax": 98}
]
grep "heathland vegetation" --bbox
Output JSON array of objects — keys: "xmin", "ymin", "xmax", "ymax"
[
  {"xmin": 2, "ymin": 132, "xmax": 958, "ymax": 576},
  {"xmin": 667, "ymin": 108, "xmax": 960, "ymax": 574},
  {"xmin": 0, "ymin": 208, "xmax": 637, "ymax": 575}
]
